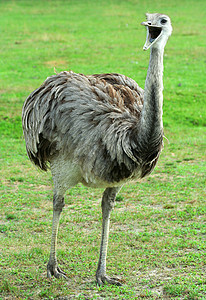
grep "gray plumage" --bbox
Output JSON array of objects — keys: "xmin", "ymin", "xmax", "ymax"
[{"xmin": 22, "ymin": 13, "xmax": 172, "ymax": 285}]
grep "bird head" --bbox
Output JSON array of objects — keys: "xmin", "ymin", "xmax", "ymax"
[{"xmin": 141, "ymin": 13, "xmax": 172, "ymax": 51}]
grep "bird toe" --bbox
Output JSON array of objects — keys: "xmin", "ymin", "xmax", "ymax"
[{"xmin": 96, "ymin": 274, "xmax": 123, "ymax": 286}]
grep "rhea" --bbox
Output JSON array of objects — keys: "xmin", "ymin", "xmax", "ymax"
[{"xmin": 22, "ymin": 13, "xmax": 172, "ymax": 285}]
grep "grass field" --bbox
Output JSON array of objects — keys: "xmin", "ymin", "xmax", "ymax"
[{"xmin": 0, "ymin": 0, "xmax": 205, "ymax": 299}]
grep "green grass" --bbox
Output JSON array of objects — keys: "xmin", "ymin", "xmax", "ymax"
[{"xmin": 0, "ymin": 0, "xmax": 205, "ymax": 299}]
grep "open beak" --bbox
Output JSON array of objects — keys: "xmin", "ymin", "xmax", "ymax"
[{"xmin": 141, "ymin": 22, "xmax": 162, "ymax": 50}]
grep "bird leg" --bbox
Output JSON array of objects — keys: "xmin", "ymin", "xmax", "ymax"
[
  {"xmin": 96, "ymin": 187, "xmax": 122, "ymax": 286},
  {"xmin": 47, "ymin": 193, "xmax": 67, "ymax": 279}
]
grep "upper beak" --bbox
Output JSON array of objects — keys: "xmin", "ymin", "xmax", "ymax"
[{"xmin": 141, "ymin": 21, "xmax": 148, "ymax": 26}]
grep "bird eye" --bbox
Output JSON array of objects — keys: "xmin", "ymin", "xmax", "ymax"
[{"xmin": 161, "ymin": 19, "xmax": 167, "ymax": 24}]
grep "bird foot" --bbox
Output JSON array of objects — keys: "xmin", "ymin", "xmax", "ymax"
[
  {"xmin": 96, "ymin": 274, "xmax": 123, "ymax": 286},
  {"xmin": 47, "ymin": 261, "xmax": 68, "ymax": 280}
]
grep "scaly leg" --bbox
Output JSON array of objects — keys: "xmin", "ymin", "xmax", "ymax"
[
  {"xmin": 96, "ymin": 187, "xmax": 122, "ymax": 286},
  {"xmin": 47, "ymin": 193, "xmax": 67, "ymax": 279}
]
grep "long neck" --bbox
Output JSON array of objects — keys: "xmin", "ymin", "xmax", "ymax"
[{"xmin": 139, "ymin": 47, "xmax": 164, "ymax": 142}]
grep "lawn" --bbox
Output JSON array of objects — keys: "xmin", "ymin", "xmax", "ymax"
[{"xmin": 0, "ymin": 0, "xmax": 205, "ymax": 299}]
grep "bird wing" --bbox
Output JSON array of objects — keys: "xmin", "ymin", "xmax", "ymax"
[{"xmin": 92, "ymin": 73, "xmax": 144, "ymax": 107}]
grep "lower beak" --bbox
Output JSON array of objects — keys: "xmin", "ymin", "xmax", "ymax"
[
  {"xmin": 143, "ymin": 27, "xmax": 151, "ymax": 51},
  {"xmin": 141, "ymin": 22, "xmax": 151, "ymax": 50}
]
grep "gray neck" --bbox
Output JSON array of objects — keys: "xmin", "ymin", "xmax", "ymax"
[{"xmin": 138, "ymin": 46, "xmax": 164, "ymax": 142}]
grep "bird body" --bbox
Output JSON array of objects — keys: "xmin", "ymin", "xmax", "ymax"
[
  {"xmin": 22, "ymin": 71, "xmax": 162, "ymax": 189},
  {"xmin": 22, "ymin": 13, "xmax": 172, "ymax": 285}
]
